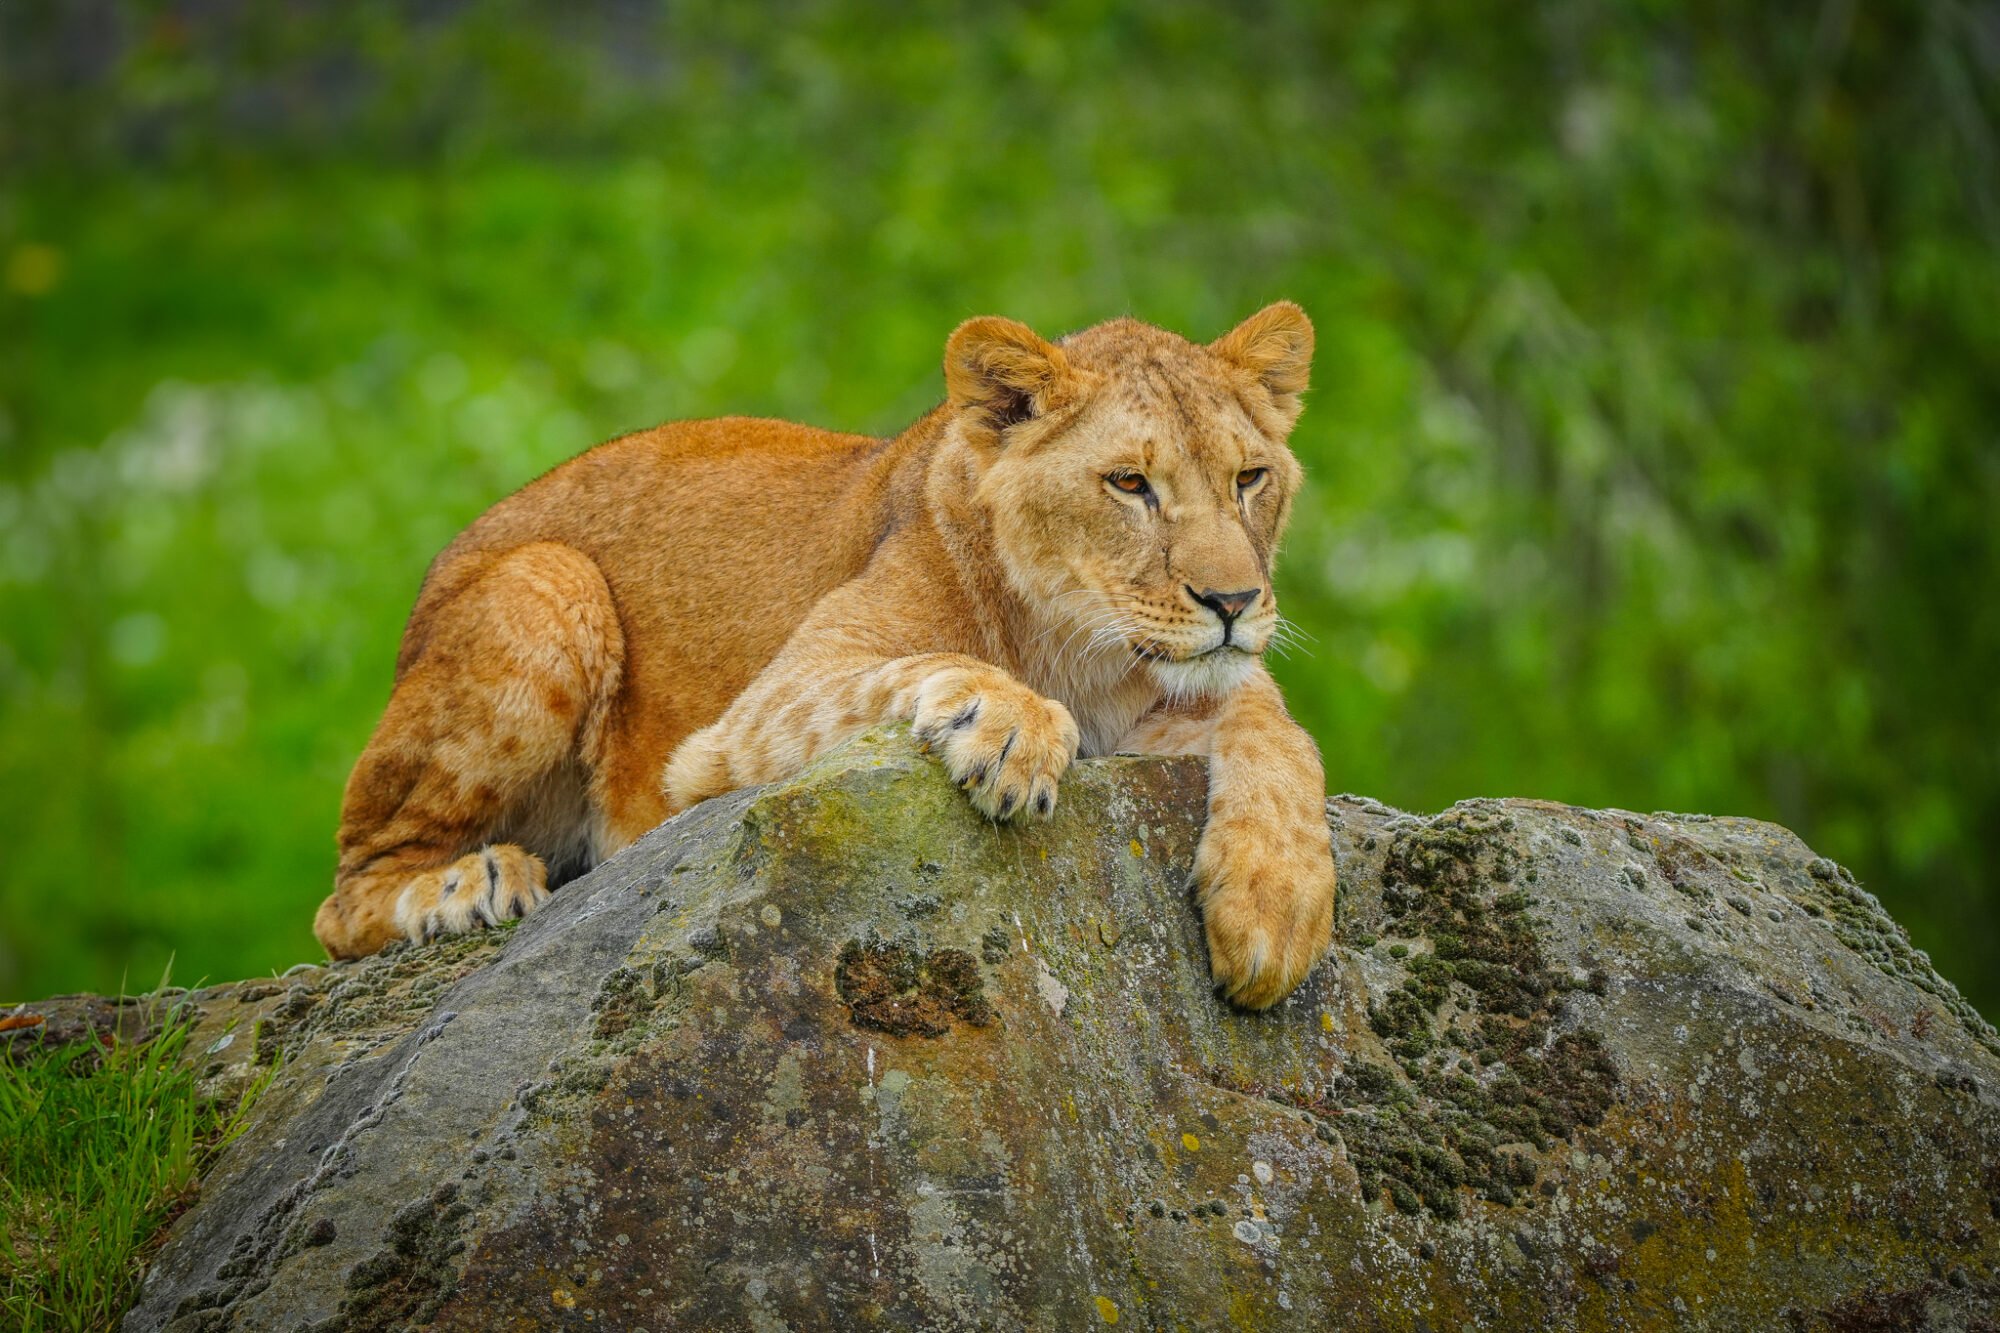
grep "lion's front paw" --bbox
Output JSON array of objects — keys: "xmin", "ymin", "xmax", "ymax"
[
  {"xmin": 913, "ymin": 673, "xmax": 1080, "ymax": 822},
  {"xmin": 392, "ymin": 844, "xmax": 550, "ymax": 944},
  {"xmin": 1194, "ymin": 814, "xmax": 1336, "ymax": 1010}
]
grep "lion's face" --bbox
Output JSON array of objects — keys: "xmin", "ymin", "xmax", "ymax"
[{"xmin": 946, "ymin": 305, "xmax": 1313, "ymax": 700}]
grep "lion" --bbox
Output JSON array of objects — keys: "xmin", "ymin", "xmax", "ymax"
[{"xmin": 315, "ymin": 303, "xmax": 1337, "ymax": 1008}]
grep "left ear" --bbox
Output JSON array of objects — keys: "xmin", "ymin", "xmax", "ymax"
[
  {"xmin": 1210, "ymin": 301, "xmax": 1314, "ymax": 430},
  {"xmin": 944, "ymin": 316, "xmax": 1079, "ymax": 444}
]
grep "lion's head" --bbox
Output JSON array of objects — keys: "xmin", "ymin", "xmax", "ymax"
[{"xmin": 941, "ymin": 302, "xmax": 1313, "ymax": 701}]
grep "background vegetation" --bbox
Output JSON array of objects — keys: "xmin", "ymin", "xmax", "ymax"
[{"xmin": 2, "ymin": 1, "xmax": 1995, "ymax": 1017}]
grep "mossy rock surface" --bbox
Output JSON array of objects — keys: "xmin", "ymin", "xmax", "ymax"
[{"xmin": 113, "ymin": 729, "xmax": 2000, "ymax": 1331}]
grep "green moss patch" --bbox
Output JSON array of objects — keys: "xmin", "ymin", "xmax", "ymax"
[
  {"xmin": 1798, "ymin": 858, "xmax": 2000, "ymax": 1057},
  {"xmin": 330, "ymin": 1182, "xmax": 473, "ymax": 1332},
  {"xmin": 1223, "ymin": 805, "xmax": 1619, "ymax": 1220}
]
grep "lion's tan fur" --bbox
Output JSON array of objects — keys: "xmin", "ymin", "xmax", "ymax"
[{"xmin": 317, "ymin": 303, "xmax": 1337, "ymax": 1008}]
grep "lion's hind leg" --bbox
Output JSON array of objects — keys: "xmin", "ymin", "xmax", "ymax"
[{"xmin": 314, "ymin": 542, "xmax": 623, "ymax": 960}]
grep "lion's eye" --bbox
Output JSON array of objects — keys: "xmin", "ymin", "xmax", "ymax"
[
  {"xmin": 1107, "ymin": 472, "xmax": 1151, "ymax": 497},
  {"xmin": 1237, "ymin": 467, "xmax": 1268, "ymax": 490}
]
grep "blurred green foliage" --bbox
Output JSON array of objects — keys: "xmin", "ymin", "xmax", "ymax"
[{"xmin": 1, "ymin": 1, "xmax": 1995, "ymax": 1015}]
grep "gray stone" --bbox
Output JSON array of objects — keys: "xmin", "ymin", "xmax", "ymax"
[{"xmin": 116, "ymin": 728, "xmax": 2000, "ymax": 1330}]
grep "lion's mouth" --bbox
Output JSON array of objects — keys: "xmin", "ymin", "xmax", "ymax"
[{"xmin": 1130, "ymin": 640, "xmax": 1254, "ymax": 664}]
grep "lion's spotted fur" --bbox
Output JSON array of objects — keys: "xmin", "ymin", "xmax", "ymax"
[{"xmin": 318, "ymin": 304, "xmax": 1337, "ymax": 1008}]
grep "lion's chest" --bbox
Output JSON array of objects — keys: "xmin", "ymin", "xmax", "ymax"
[{"xmin": 1033, "ymin": 664, "xmax": 1160, "ymax": 758}]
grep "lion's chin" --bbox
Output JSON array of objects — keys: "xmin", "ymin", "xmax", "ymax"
[{"xmin": 1146, "ymin": 648, "xmax": 1260, "ymax": 700}]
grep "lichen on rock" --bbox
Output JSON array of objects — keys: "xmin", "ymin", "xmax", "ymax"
[{"xmin": 107, "ymin": 729, "xmax": 2000, "ymax": 1331}]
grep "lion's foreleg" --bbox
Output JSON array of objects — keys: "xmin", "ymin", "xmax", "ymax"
[
  {"xmin": 1174, "ymin": 669, "xmax": 1338, "ymax": 1009},
  {"xmin": 663, "ymin": 648, "xmax": 1078, "ymax": 823}
]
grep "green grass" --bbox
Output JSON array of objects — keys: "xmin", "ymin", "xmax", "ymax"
[{"xmin": 0, "ymin": 991, "xmax": 270, "ymax": 1333}]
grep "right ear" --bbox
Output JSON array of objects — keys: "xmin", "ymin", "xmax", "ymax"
[
  {"xmin": 944, "ymin": 317, "xmax": 1076, "ymax": 440},
  {"xmin": 1211, "ymin": 301, "xmax": 1314, "ymax": 431}
]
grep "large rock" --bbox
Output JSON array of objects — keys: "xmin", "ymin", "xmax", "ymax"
[{"xmin": 115, "ymin": 729, "xmax": 2000, "ymax": 1331}]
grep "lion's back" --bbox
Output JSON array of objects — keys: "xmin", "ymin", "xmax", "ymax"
[{"xmin": 396, "ymin": 415, "xmax": 918, "ymax": 692}]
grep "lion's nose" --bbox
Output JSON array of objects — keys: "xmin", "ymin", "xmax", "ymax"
[{"xmin": 1189, "ymin": 586, "xmax": 1261, "ymax": 624}]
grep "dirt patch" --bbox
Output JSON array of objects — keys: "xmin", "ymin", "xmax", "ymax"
[{"xmin": 835, "ymin": 938, "xmax": 995, "ymax": 1037}]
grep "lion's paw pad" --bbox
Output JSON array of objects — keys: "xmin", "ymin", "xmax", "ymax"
[
  {"xmin": 914, "ymin": 677, "xmax": 1080, "ymax": 823},
  {"xmin": 1195, "ymin": 822, "xmax": 1336, "ymax": 1010},
  {"xmin": 393, "ymin": 844, "xmax": 550, "ymax": 944}
]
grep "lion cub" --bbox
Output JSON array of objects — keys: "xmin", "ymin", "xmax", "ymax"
[{"xmin": 317, "ymin": 304, "xmax": 1337, "ymax": 1008}]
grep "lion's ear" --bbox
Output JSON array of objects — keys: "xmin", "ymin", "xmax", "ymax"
[
  {"xmin": 944, "ymin": 317, "xmax": 1076, "ymax": 439},
  {"xmin": 1211, "ymin": 301, "xmax": 1314, "ymax": 429}
]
